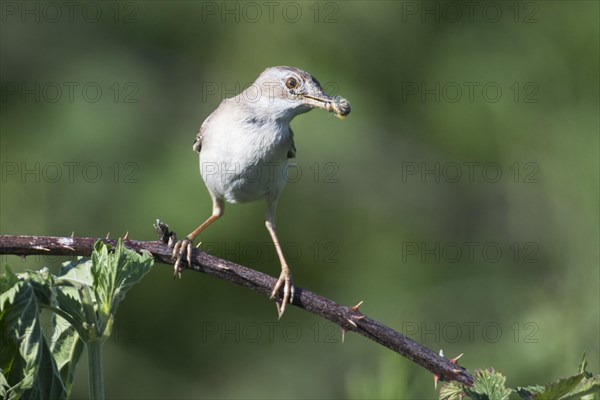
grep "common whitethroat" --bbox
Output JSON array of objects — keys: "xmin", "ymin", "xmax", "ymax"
[{"xmin": 172, "ymin": 66, "xmax": 351, "ymax": 318}]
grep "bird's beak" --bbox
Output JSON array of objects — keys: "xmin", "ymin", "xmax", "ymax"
[{"xmin": 301, "ymin": 92, "xmax": 351, "ymax": 120}]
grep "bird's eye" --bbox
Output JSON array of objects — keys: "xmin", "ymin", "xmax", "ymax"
[{"xmin": 285, "ymin": 77, "xmax": 299, "ymax": 90}]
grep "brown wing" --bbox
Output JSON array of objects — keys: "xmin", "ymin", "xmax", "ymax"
[
  {"xmin": 287, "ymin": 129, "xmax": 296, "ymax": 158},
  {"xmin": 193, "ymin": 114, "xmax": 212, "ymax": 153}
]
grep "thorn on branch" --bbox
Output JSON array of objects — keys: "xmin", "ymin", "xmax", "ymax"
[
  {"xmin": 434, "ymin": 350, "xmax": 465, "ymax": 389},
  {"xmin": 351, "ymin": 300, "xmax": 364, "ymax": 311}
]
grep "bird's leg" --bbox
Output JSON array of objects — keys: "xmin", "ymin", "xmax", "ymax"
[
  {"xmin": 265, "ymin": 199, "xmax": 295, "ymax": 319},
  {"xmin": 172, "ymin": 197, "xmax": 224, "ymax": 278}
]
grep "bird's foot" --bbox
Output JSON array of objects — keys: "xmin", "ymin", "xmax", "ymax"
[
  {"xmin": 171, "ymin": 237, "xmax": 193, "ymax": 279},
  {"xmin": 270, "ymin": 269, "xmax": 294, "ymax": 319}
]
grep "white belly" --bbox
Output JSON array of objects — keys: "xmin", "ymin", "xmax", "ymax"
[{"xmin": 199, "ymin": 123, "xmax": 292, "ymax": 204}]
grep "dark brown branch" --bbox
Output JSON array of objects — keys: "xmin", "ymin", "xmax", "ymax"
[{"xmin": 0, "ymin": 224, "xmax": 473, "ymax": 386}]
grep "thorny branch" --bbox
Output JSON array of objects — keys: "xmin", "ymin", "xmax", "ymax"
[{"xmin": 0, "ymin": 223, "xmax": 474, "ymax": 386}]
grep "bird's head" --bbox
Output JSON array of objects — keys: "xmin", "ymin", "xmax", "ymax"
[{"xmin": 240, "ymin": 66, "xmax": 351, "ymax": 121}]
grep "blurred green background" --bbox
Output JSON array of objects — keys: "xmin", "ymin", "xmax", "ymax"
[{"xmin": 1, "ymin": 1, "xmax": 598, "ymax": 398}]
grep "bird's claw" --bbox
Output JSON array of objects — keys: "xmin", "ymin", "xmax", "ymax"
[
  {"xmin": 171, "ymin": 238, "xmax": 193, "ymax": 278},
  {"xmin": 270, "ymin": 269, "xmax": 294, "ymax": 319}
]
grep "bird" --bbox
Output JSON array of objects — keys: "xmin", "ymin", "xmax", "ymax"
[{"xmin": 172, "ymin": 66, "xmax": 351, "ymax": 318}]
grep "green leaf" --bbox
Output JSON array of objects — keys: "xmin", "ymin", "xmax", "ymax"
[
  {"xmin": 56, "ymin": 257, "xmax": 94, "ymax": 288},
  {"xmin": 515, "ymin": 385, "xmax": 544, "ymax": 400},
  {"xmin": 515, "ymin": 356, "xmax": 600, "ymax": 400},
  {"xmin": 22, "ymin": 267, "xmax": 55, "ymax": 307},
  {"xmin": 557, "ymin": 374, "xmax": 600, "ymax": 400},
  {"xmin": 50, "ymin": 313, "xmax": 84, "ymax": 395},
  {"xmin": 0, "ymin": 278, "xmax": 67, "ymax": 400},
  {"xmin": 0, "ymin": 264, "xmax": 19, "ymax": 291},
  {"xmin": 54, "ymin": 289, "xmax": 86, "ymax": 334},
  {"xmin": 578, "ymin": 354, "xmax": 589, "ymax": 376},
  {"xmin": 442, "ymin": 358, "xmax": 600, "ymax": 400},
  {"xmin": 0, "ymin": 369, "xmax": 9, "ymax": 398},
  {"xmin": 440, "ymin": 369, "xmax": 511, "ymax": 400},
  {"xmin": 531, "ymin": 374, "xmax": 585, "ymax": 400},
  {"xmin": 53, "ymin": 258, "xmax": 95, "ymax": 340},
  {"xmin": 440, "ymin": 381, "xmax": 466, "ymax": 400},
  {"xmin": 90, "ymin": 239, "xmax": 153, "ymax": 340},
  {"xmin": 91, "ymin": 240, "xmax": 113, "ymax": 322},
  {"xmin": 465, "ymin": 369, "xmax": 512, "ymax": 400},
  {"xmin": 0, "ymin": 241, "xmax": 153, "ymax": 400},
  {"xmin": 111, "ymin": 242, "xmax": 154, "ymax": 306}
]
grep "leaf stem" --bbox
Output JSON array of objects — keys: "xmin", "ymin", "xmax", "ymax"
[{"xmin": 87, "ymin": 341, "xmax": 104, "ymax": 400}]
